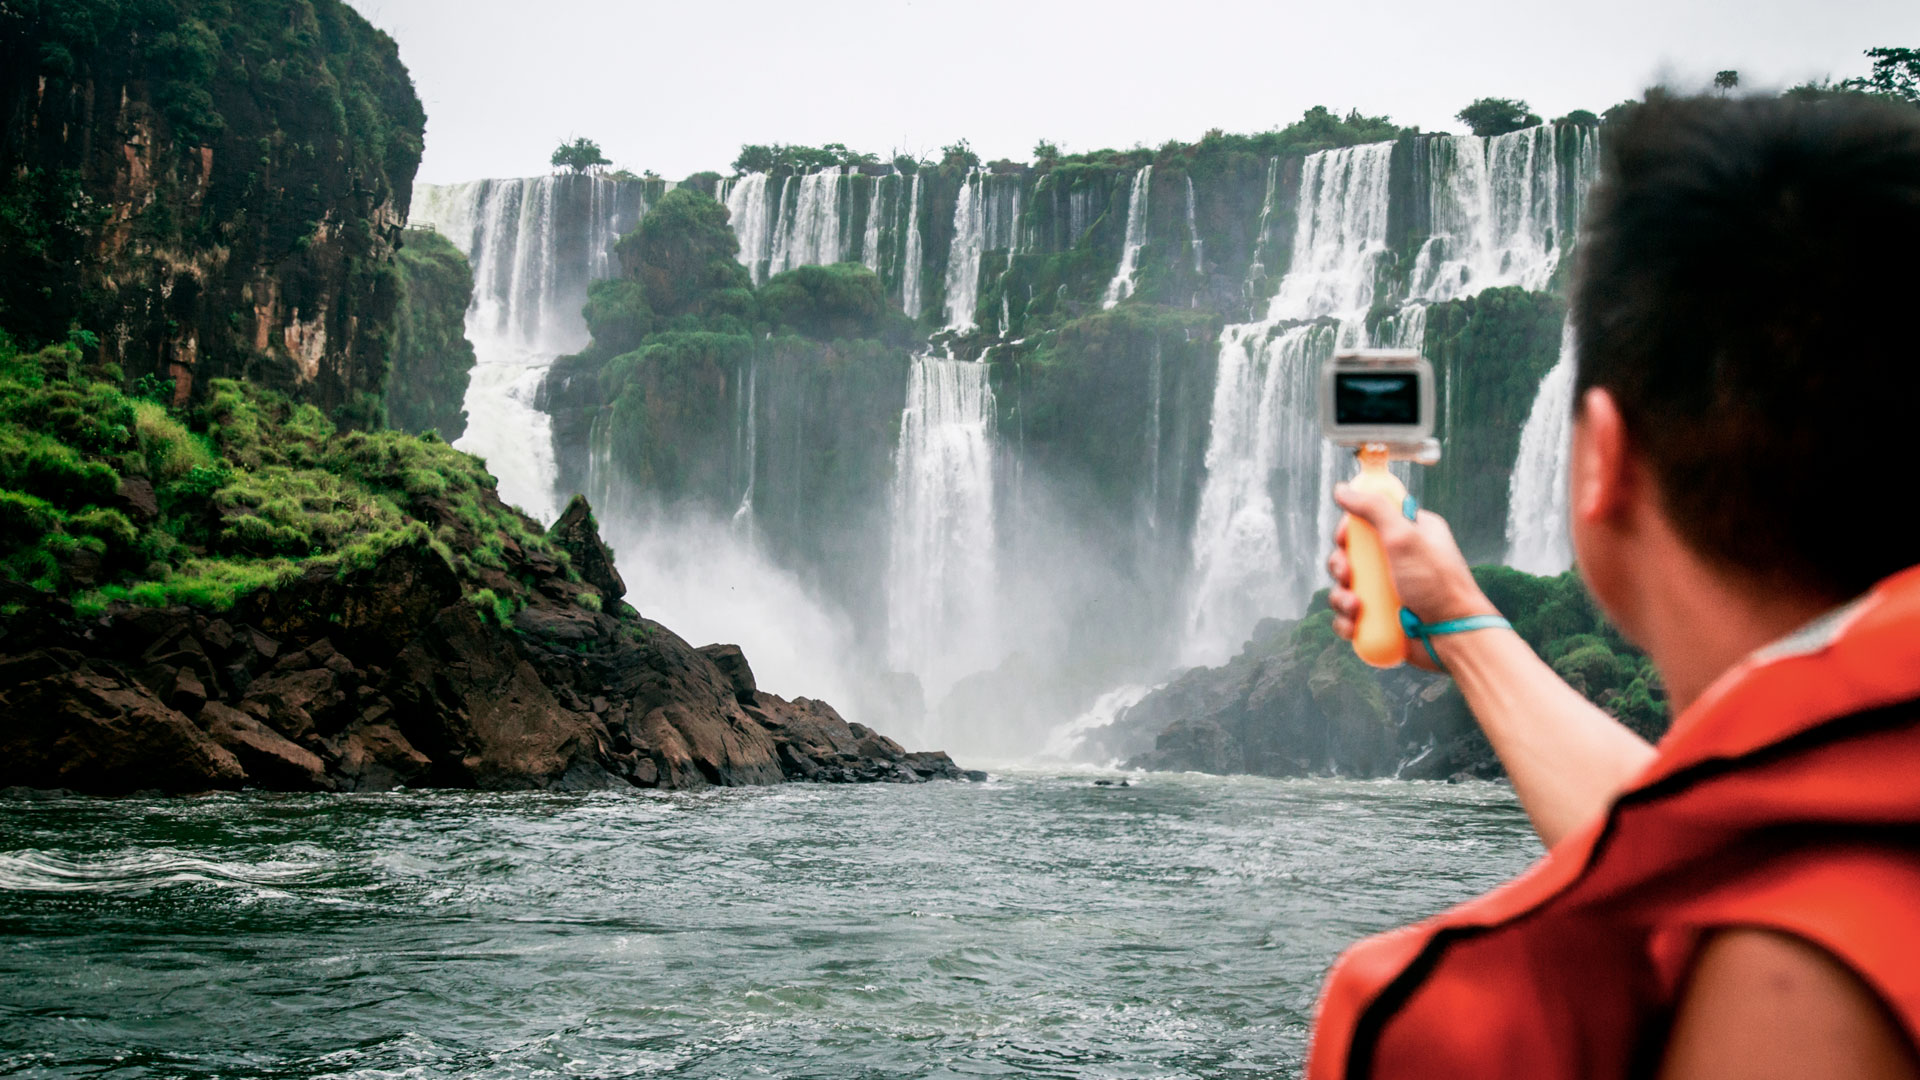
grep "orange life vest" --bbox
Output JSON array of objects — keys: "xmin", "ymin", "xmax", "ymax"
[{"xmin": 1308, "ymin": 564, "xmax": 1920, "ymax": 1080}]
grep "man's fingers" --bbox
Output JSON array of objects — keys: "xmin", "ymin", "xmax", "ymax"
[
  {"xmin": 1327, "ymin": 546, "xmax": 1351, "ymax": 588},
  {"xmin": 1329, "ymin": 586, "xmax": 1358, "ymax": 619},
  {"xmin": 1333, "ymin": 484, "xmax": 1403, "ymax": 534},
  {"xmin": 1332, "ymin": 613, "xmax": 1356, "ymax": 640}
]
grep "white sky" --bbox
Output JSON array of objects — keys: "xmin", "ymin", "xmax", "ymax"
[{"xmin": 344, "ymin": 0, "xmax": 1920, "ymax": 186}]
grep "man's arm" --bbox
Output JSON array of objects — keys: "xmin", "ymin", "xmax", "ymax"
[
  {"xmin": 1659, "ymin": 929, "xmax": 1920, "ymax": 1080},
  {"xmin": 1328, "ymin": 486, "xmax": 1655, "ymax": 847}
]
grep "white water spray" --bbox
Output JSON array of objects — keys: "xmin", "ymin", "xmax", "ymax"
[
  {"xmin": 1102, "ymin": 166, "xmax": 1152, "ymax": 308},
  {"xmin": 414, "ymin": 175, "xmax": 646, "ymax": 524},
  {"xmin": 886, "ymin": 356, "xmax": 998, "ymax": 699},
  {"xmin": 1506, "ymin": 323, "xmax": 1578, "ymax": 574}
]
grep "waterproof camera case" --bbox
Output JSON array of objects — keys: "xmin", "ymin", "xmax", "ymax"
[
  {"xmin": 1320, "ymin": 349, "xmax": 1442, "ymax": 669},
  {"xmin": 1319, "ymin": 350, "xmax": 1440, "ymax": 464}
]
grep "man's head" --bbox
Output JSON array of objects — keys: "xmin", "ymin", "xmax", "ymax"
[{"xmin": 1571, "ymin": 94, "xmax": 1920, "ymax": 625}]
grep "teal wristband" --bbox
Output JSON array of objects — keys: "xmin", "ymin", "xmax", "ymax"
[{"xmin": 1399, "ymin": 609, "xmax": 1513, "ymax": 671}]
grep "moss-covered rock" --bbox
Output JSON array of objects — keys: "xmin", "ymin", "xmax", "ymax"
[
  {"xmin": 1419, "ymin": 287, "xmax": 1569, "ymax": 561},
  {"xmin": 387, "ymin": 229, "xmax": 475, "ymax": 439}
]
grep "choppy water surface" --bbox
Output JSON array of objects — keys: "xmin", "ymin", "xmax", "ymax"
[{"xmin": 0, "ymin": 772, "xmax": 1536, "ymax": 1079}]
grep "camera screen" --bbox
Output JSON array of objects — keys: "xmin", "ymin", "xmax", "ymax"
[{"xmin": 1334, "ymin": 371, "xmax": 1421, "ymax": 426}]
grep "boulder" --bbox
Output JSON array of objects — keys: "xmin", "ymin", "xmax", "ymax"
[
  {"xmin": 329, "ymin": 720, "xmax": 432, "ymax": 791},
  {"xmin": 547, "ymin": 495, "xmax": 626, "ymax": 602},
  {"xmin": 0, "ymin": 657, "xmax": 243, "ymax": 794},
  {"xmin": 201, "ymin": 701, "xmax": 329, "ymax": 790},
  {"xmin": 697, "ymin": 644, "xmax": 757, "ymax": 704}
]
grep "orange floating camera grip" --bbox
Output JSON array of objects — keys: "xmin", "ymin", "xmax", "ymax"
[{"xmin": 1344, "ymin": 445, "xmax": 1408, "ymax": 669}]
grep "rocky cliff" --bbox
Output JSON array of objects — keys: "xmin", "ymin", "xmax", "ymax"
[
  {"xmin": 0, "ymin": 0, "xmax": 425, "ymax": 427},
  {"xmin": 0, "ymin": 319, "xmax": 967, "ymax": 796}
]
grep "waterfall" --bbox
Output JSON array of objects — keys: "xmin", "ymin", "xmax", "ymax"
[
  {"xmin": 1185, "ymin": 174, "xmax": 1204, "ymax": 274},
  {"xmin": 1506, "ymin": 323, "xmax": 1578, "ymax": 574},
  {"xmin": 860, "ymin": 174, "xmax": 887, "ymax": 276},
  {"xmin": 732, "ymin": 357, "xmax": 758, "ymax": 545},
  {"xmin": 413, "ymin": 174, "xmax": 648, "ymax": 524},
  {"xmin": 1409, "ymin": 125, "xmax": 1599, "ymax": 302},
  {"xmin": 943, "ymin": 170, "xmax": 1023, "ymax": 332},
  {"xmin": 1182, "ymin": 142, "xmax": 1395, "ymax": 664},
  {"xmin": 886, "ymin": 356, "xmax": 997, "ymax": 698},
  {"xmin": 1101, "ymin": 166, "xmax": 1152, "ymax": 308},
  {"xmin": 721, "ymin": 173, "xmax": 780, "ymax": 286},
  {"xmin": 944, "ymin": 172, "xmax": 988, "ymax": 331},
  {"xmin": 1244, "ymin": 157, "xmax": 1281, "ymax": 299},
  {"xmin": 768, "ymin": 171, "xmax": 847, "ymax": 277},
  {"xmin": 901, "ymin": 173, "xmax": 925, "ymax": 320},
  {"xmin": 1147, "ymin": 335, "xmax": 1164, "ymax": 531}
]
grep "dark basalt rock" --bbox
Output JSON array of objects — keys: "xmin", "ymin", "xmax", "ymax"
[
  {"xmin": 1112, "ymin": 616, "xmax": 1494, "ymax": 782},
  {"xmin": 0, "ymin": 497, "xmax": 964, "ymax": 795},
  {"xmin": 548, "ymin": 494, "xmax": 626, "ymax": 602},
  {"xmin": 697, "ymin": 644, "xmax": 757, "ymax": 705}
]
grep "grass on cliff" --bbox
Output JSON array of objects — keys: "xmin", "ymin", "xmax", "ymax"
[{"xmin": 0, "ymin": 332, "xmax": 567, "ymax": 619}]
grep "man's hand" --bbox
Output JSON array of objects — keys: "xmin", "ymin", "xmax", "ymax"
[{"xmin": 1325, "ymin": 484, "xmax": 1499, "ymax": 670}]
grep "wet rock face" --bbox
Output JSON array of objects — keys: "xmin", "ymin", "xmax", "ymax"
[{"xmin": 0, "ymin": 499, "xmax": 966, "ymax": 795}]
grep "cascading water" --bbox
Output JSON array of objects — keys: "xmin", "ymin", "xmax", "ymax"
[
  {"xmin": 1185, "ymin": 175, "xmax": 1204, "ymax": 275},
  {"xmin": 1409, "ymin": 125, "xmax": 1599, "ymax": 302},
  {"xmin": 720, "ymin": 173, "xmax": 780, "ymax": 286},
  {"xmin": 943, "ymin": 171, "xmax": 1023, "ymax": 332},
  {"xmin": 1183, "ymin": 143, "xmax": 1395, "ymax": 664},
  {"xmin": 1101, "ymin": 166, "xmax": 1152, "ymax": 308},
  {"xmin": 886, "ymin": 356, "xmax": 998, "ymax": 704},
  {"xmin": 901, "ymin": 173, "xmax": 926, "ymax": 320},
  {"xmin": 860, "ymin": 174, "xmax": 888, "ymax": 277},
  {"xmin": 768, "ymin": 171, "xmax": 848, "ymax": 277},
  {"xmin": 413, "ymin": 174, "xmax": 647, "ymax": 524},
  {"xmin": 1506, "ymin": 323, "xmax": 1578, "ymax": 574},
  {"xmin": 733, "ymin": 357, "xmax": 758, "ymax": 545}
]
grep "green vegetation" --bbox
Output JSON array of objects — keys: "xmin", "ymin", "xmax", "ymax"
[
  {"xmin": 1472, "ymin": 566, "xmax": 1668, "ymax": 738},
  {"xmin": 1, "ymin": 0, "xmax": 424, "ymax": 422},
  {"xmin": 758, "ymin": 264, "xmax": 915, "ymax": 344},
  {"xmin": 1455, "ymin": 98, "xmax": 1543, "ymax": 137},
  {"xmin": 387, "ymin": 229, "xmax": 476, "ymax": 439},
  {"xmin": 615, "ymin": 188, "xmax": 754, "ymax": 323},
  {"xmin": 731, "ymin": 143, "xmax": 881, "ymax": 174},
  {"xmin": 551, "ymin": 137, "xmax": 611, "ymax": 174},
  {"xmin": 1840, "ymin": 47, "xmax": 1920, "ymax": 105},
  {"xmin": 0, "ymin": 331, "xmax": 564, "ymax": 619},
  {"xmin": 1419, "ymin": 288, "xmax": 1569, "ymax": 561}
]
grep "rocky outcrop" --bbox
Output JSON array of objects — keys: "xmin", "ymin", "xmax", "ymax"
[
  {"xmin": 1087, "ymin": 616, "xmax": 1497, "ymax": 782},
  {"xmin": 0, "ymin": 498, "xmax": 969, "ymax": 795}
]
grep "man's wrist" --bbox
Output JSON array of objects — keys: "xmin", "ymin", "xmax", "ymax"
[{"xmin": 1422, "ymin": 583, "xmax": 1501, "ymax": 625}]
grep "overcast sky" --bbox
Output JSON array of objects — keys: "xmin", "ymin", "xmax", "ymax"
[{"xmin": 344, "ymin": 0, "xmax": 1920, "ymax": 186}]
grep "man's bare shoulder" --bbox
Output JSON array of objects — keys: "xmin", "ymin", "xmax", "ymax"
[{"xmin": 1660, "ymin": 927, "xmax": 1920, "ymax": 1080}]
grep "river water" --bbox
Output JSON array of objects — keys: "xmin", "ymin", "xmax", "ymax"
[{"xmin": 0, "ymin": 772, "xmax": 1536, "ymax": 1079}]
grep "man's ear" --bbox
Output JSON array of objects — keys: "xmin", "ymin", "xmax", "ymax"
[{"xmin": 1573, "ymin": 387, "xmax": 1634, "ymax": 526}]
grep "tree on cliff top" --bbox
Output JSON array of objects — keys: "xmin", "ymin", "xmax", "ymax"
[
  {"xmin": 551, "ymin": 137, "xmax": 610, "ymax": 174},
  {"xmin": 1455, "ymin": 98, "xmax": 1543, "ymax": 137}
]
